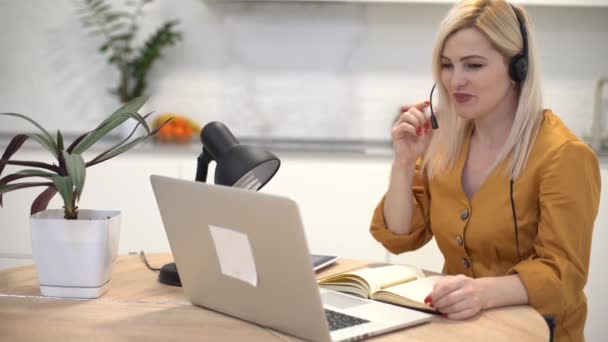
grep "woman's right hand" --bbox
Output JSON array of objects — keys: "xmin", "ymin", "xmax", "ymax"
[{"xmin": 391, "ymin": 101, "xmax": 434, "ymax": 166}]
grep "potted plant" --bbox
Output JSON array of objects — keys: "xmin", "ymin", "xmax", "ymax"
[
  {"xmin": 0, "ymin": 97, "xmax": 170, "ymax": 298},
  {"xmin": 76, "ymin": 0, "xmax": 182, "ymax": 104}
]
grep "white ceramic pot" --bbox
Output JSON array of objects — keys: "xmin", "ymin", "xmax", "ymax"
[{"xmin": 30, "ymin": 209, "xmax": 121, "ymax": 299}]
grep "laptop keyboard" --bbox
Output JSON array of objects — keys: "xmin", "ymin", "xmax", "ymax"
[{"xmin": 324, "ymin": 309, "xmax": 370, "ymax": 331}]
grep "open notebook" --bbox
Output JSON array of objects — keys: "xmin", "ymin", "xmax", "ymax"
[{"xmin": 319, "ymin": 263, "xmax": 443, "ymax": 313}]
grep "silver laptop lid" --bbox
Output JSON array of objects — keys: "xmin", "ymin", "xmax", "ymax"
[{"xmin": 150, "ymin": 175, "xmax": 332, "ymax": 342}]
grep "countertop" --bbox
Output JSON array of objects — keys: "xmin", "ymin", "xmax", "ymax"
[
  {"xmin": 0, "ymin": 133, "xmax": 395, "ymax": 157},
  {"xmin": 1, "ymin": 133, "xmax": 608, "ymax": 160}
]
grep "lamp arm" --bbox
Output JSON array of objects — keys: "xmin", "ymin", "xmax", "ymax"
[{"xmin": 195, "ymin": 149, "xmax": 213, "ymax": 182}]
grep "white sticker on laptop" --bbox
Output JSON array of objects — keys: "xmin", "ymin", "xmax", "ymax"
[{"xmin": 208, "ymin": 224, "xmax": 258, "ymax": 287}]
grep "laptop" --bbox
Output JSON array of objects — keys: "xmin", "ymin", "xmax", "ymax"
[{"xmin": 150, "ymin": 175, "xmax": 432, "ymax": 342}]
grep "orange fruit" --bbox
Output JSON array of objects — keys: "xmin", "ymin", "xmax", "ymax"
[
  {"xmin": 173, "ymin": 117, "xmax": 187, "ymax": 128},
  {"xmin": 158, "ymin": 123, "xmax": 173, "ymax": 142},
  {"xmin": 183, "ymin": 126, "xmax": 193, "ymax": 138},
  {"xmin": 173, "ymin": 125, "xmax": 187, "ymax": 143}
]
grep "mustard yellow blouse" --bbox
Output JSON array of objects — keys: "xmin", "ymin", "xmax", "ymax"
[{"xmin": 370, "ymin": 110, "xmax": 601, "ymax": 342}]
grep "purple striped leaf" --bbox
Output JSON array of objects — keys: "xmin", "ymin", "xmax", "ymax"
[
  {"xmin": 0, "ymin": 134, "xmax": 29, "ymax": 177},
  {"xmin": 0, "ymin": 182, "xmax": 53, "ymax": 207},
  {"xmin": 0, "ymin": 160, "xmax": 61, "ymax": 174},
  {"xmin": 31, "ymin": 186, "xmax": 58, "ymax": 215},
  {"xmin": 0, "ymin": 169, "xmax": 55, "ymax": 187}
]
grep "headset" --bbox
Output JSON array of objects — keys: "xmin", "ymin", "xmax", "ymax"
[
  {"xmin": 509, "ymin": 4, "xmax": 529, "ymax": 84},
  {"xmin": 427, "ymin": 4, "xmax": 529, "ymax": 131},
  {"xmin": 509, "ymin": 4, "xmax": 528, "ymax": 261}
]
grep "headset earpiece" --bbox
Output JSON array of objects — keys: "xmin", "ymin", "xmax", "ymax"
[
  {"xmin": 509, "ymin": 53, "xmax": 528, "ymax": 82},
  {"xmin": 509, "ymin": 5, "xmax": 529, "ymax": 83}
]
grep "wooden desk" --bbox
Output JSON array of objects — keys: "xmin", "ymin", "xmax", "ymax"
[{"xmin": 0, "ymin": 253, "xmax": 549, "ymax": 341}]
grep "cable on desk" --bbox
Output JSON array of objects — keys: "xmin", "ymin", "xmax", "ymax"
[{"xmin": 139, "ymin": 250, "xmax": 161, "ymax": 272}]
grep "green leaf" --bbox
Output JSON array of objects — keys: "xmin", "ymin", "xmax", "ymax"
[
  {"xmin": 57, "ymin": 130, "xmax": 64, "ymax": 151},
  {"xmin": 88, "ymin": 135, "xmax": 146, "ymax": 166},
  {"xmin": 15, "ymin": 169, "xmax": 56, "ymax": 178},
  {"xmin": 97, "ymin": 96, "xmax": 149, "ymax": 129},
  {"xmin": 110, "ymin": 33, "xmax": 133, "ymax": 42},
  {"xmin": 66, "ymin": 120, "xmax": 125, "ymax": 153},
  {"xmin": 90, "ymin": 111, "xmax": 153, "ymax": 163},
  {"xmin": 88, "ymin": 116, "xmax": 167, "ymax": 167},
  {"xmin": 0, "ymin": 113, "xmax": 57, "ymax": 151},
  {"xmin": 29, "ymin": 133, "xmax": 58, "ymax": 159},
  {"xmin": 99, "ymin": 43, "xmax": 110, "ymax": 52},
  {"xmin": 103, "ymin": 13, "xmax": 123, "ymax": 23},
  {"xmin": 89, "ymin": 0, "xmax": 106, "ymax": 10},
  {"xmin": 51, "ymin": 176, "xmax": 74, "ymax": 211},
  {"xmin": 75, "ymin": 111, "xmax": 149, "ymax": 153},
  {"xmin": 0, "ymin": 184, "xmax": 18, "ymax": 195},
  {"xmin": 120, "ymin": 110, "xmax": 152, "ymax": 132},
  {"xmin": 92, "ymin": 3, "xmax": 111, "ymax": 14},
  {"xmin": 107, "ymin": 22, "xmax": 127, "ymax": 33},
  {"xmin": 62, "ymin": 152, "xmax": 86, "ymax": 201},
  {"xmin": 72, "ymin": 96, "xmax": 149, "ymax": 154},
  {"xmin": 127, "ymin": 20, "xmax": 181, "ymax": 98}
]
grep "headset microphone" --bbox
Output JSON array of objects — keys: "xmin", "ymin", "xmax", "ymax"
[{"xmin": 429, "ymin": 83, "xmax": 439, "ymax": 129}]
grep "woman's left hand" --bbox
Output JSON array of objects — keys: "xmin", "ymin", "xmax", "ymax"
[{"xmin": 426, "ymin": 274, "xmax": 487, "ymax": 320}]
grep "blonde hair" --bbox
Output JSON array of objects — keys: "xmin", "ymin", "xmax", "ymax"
[{"xmin": 422, "ymin": 0, "xmax": 544, "ymax": 180}]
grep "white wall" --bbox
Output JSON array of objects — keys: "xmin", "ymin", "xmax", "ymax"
[
  {"xmin": 0, "ymin": 149, "xmax": 394, "ymax": 263},
  {"xmin": 1, "ymin": 0, "xmax": 607, "ymax": 142}
]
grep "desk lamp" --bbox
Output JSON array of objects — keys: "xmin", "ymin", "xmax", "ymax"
[{"xmin": 158, "ymin": 121, "xmax": 281, "ymax": 286}]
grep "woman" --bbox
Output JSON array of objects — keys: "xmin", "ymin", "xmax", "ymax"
[{"xmin": 369, "ymin": 1, "xmax": 601, "ymax": 341}]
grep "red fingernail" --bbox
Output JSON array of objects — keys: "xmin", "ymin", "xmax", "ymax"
[
  {"xmin": 425, "ymin": 122, "xmax": 430, "ymax": 130},
  {"xmin": 424, "ymin": 101, "xmax": 430, "ymax": 105},
  {"xmin": 442, "ymin": 313, "xmax": 449, "ymax": 318},
  {"xmin": 416, "ymin": 128, "xmax": 422, "ymax": 136},
  {"xmin": 424, "ymin": 296, "xmax": 432, "ymax": 304}
]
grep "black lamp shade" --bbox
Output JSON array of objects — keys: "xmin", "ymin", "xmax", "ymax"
[
  {"xmin": 198, "ymin": 121, "xmax": 280, "ymax": 190},
  {"xmin": 215, "ymin": 145, "xmax": 280, "ymax": 190},
  {"xmin": 159, "ymin": 121, "xmax": 280, "ymax": 287},
  {"xmin": 200, "ymin": 121, "xmax": 239, "ymax": 160}
]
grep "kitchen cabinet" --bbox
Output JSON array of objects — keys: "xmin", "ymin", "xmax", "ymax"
[{"xmin": 217, "ymin": 0, "xmax": 608, "ymax": 8}]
